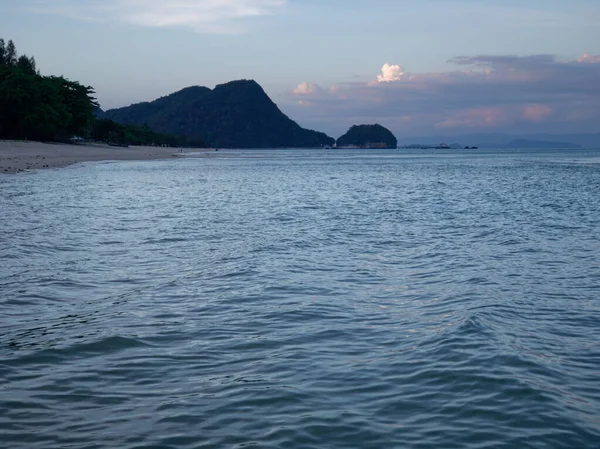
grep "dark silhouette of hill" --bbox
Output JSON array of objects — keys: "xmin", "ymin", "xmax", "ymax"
[
  {"xmin": 104, "ymin": 80, "xmax": 334, "ymax": 148},
  {"xmin": 337, "ymin": 124, "xmax": 397, "ymax": 149},
  {"xmin": 499, "ymin": 139, "xmax": 580, "ymax": 149}
]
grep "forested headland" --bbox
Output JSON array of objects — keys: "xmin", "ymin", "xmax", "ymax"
[{"xmin": 0, "ymin": 38, "xmax": 199, "ymax": 147}]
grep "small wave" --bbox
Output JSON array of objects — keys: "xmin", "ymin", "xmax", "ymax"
[{"xmin": 4, "ymin": 335, "xmax": 149, "ymax": 366}]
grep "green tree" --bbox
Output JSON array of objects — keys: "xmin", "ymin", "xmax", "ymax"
[
  {"xmin": 16, "ymin": 55, "xmax": 36, "ymax": 75},
  {"xmin": 0, "ymin": 36, "xmax": 178, "ymax": 144},
  {"xmin": 5, "ymin": 40, "xmax": 17, "ymax": 67},
  {"xmin": 91, "ymin": 118, "xmax": 182, "ymax": 147},
  {"xmin": 0, "ymin": 64, "xmax": 98, "ymax": 140},
  {"xmin": 0, "ymin": 39, "xmax": 6, "ymax": 65},
  {"xmin": 50, "ymin": 76, "xmax": 98, "ymax": 136},
  {"xmin": 0, "ymin": 66, "xmax": 70, "ymax": 140}
]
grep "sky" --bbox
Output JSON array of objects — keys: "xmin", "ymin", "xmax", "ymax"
[{"xmin": 2, "ymin": 0, "xmax": 600, "ymax": 138}]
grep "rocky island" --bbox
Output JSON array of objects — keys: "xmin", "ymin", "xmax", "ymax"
[{"xmin": 336, "ymin": 124, "xmax": 398, "ymax": 149}]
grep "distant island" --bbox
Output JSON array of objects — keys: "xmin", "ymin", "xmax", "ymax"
[
  {"xmin": 336, "ymin": 124, "xmax": 398, "ymax": 149},
  {"xmin": 103, "ymin": 80, "xmax": 335, "ymax": 149}
]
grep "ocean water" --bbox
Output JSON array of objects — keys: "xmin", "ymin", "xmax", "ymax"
[{"xmin": 1, "ymin": 148, "xmax": 600, "ymax": 448}]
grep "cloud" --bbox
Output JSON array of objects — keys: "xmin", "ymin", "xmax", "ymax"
[
  {"xmin": 284, "ymin": 54, "xmax": 600, "ymax": 137},
  {"xmin": 292, "ymin": 82, "xmax": 321, "ymax": 95},
  {"xmin": 28, "ymin": 0, "xmax": 286, "ymax": 33},
  {"xmin": 578, "ymin": 53, "xmax": 600, "ymax": 63},
  {"xmin": 376, "ymin": 64, "xmax": 405, "ymax": 83},
  {"xmin": 448, "ymin": 54, "xmax": 556, "ymax": 68},
  {"xmin": 435, "ymin": 108, "xmax": 508, "ymax": 129},
  {"xmin": 522, "ymin": 104, "xmax": 553, "ymax": 122}
]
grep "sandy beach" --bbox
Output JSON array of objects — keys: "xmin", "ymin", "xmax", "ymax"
[{"xmin": 0, "ymin": 140, "xmax": 211, "ymax": 174}]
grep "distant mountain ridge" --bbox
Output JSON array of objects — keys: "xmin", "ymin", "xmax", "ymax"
[
  {"xmin": 485, "ymin": 139, "xmax": 581, "ymax": 149},
  {"xmin": 104, "ymin": 80, "xmax": 334, "ymax": 148}
]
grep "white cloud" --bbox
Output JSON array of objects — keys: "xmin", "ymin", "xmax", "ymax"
[
  {"xmin": 578, "ymin": 53, "xmax": 600, "ymax": 64},
  {"xmin": 292, "ymin": 82, "xmax": 320, "ymax": 94},
  {"xmin": 28, "ymin": 0, "xmax": 286, "ymax": 33},
  {"xmin": 376, "ymin": 63, "xmax": 405, "ymax": 83},
  {"xmin": 286, "ymin": 54, "xmax": 600, "ymax": 137}
]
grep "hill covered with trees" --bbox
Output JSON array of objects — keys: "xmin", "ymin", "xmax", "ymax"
[
  {"xmin": 104, "ymin": 80, "xmax": 335, "ymax": 148},
  {"xmin": 1, "ymin": 38, "xmax": 327, "ymax": 149},
  {"xmin": 337, "ymin": 124, "xmax": 398, "ymax": 149}
]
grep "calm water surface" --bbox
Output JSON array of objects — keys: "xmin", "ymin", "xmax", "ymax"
[{"xmin": 1, "ymin": 149, "xmax": 600, "ymax": 448}]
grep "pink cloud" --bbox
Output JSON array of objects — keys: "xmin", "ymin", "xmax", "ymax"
[
  {"xmin": 284, "ymin": 54, "xmax": 600, "ymax": 136},
  {"xmin": 435, "ymin": 108, "xmax": 508, "ymax": 129},
  {"xmin": 578, "ymin": 53, "xmax": 600, "ymax": 64},
  {"xmin": 522, "ymin": 104, "xmax": 552, "ymax": 122}
]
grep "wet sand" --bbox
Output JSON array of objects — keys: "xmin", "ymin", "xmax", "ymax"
[{"xmin": 0, "ymin": 141, "xmax": 210, "ymax": 174}]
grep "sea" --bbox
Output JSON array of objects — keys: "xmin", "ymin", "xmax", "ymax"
[{"xmin": 1, "ymin": 148, "xmax": 599, "ymax": 449}]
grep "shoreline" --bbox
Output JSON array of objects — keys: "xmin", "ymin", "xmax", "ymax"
[{"xmin": 0, "ymin": 140, "xmax": 213, "ymax": 174}]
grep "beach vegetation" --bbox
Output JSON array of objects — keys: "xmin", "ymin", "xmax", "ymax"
[
  {"xmin": 0, "ymin": 37, "xmax": 190, "ymax": 147},
  {"xmin": 0, "ymin": 38, "xmax": 98, "ymax": 141},
  {"xmin": 90, "ymin": 119, "xmax": 205, "ymax": 147},
  {"xmin": 0, "ymin": 39, "xmax": 5, "ymax": 65}
]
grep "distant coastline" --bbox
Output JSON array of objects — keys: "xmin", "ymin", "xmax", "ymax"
[{"xmin": 398, "ymin": 137, "xmax": 588, "ymax": 150}]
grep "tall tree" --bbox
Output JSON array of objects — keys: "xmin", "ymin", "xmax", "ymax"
[
  {"xmin": 0, "ymin": 39, "xmax": 6, "ymax": 65},
  {"xmin": 0, "ymin": 36, "xmax": 173, "ymax": 143},
  {"xmin": 17, "ymin": 55, "xmax": 36, "ymax": 75},
  {"xmin": 5, "ymin": 40, "xmax": 17, "ymax": 67},
  {"xmin": 0, "ymin": 66, "xmax": 99, "ymax": 140},
  {"xmin": 57, "ymin": 76, "xmax": 99, "ymax": 135}
]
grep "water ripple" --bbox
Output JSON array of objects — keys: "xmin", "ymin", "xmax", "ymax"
[{"xmin": 1, "ymin": 149, "xmax": 600, "ymax": 448}]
